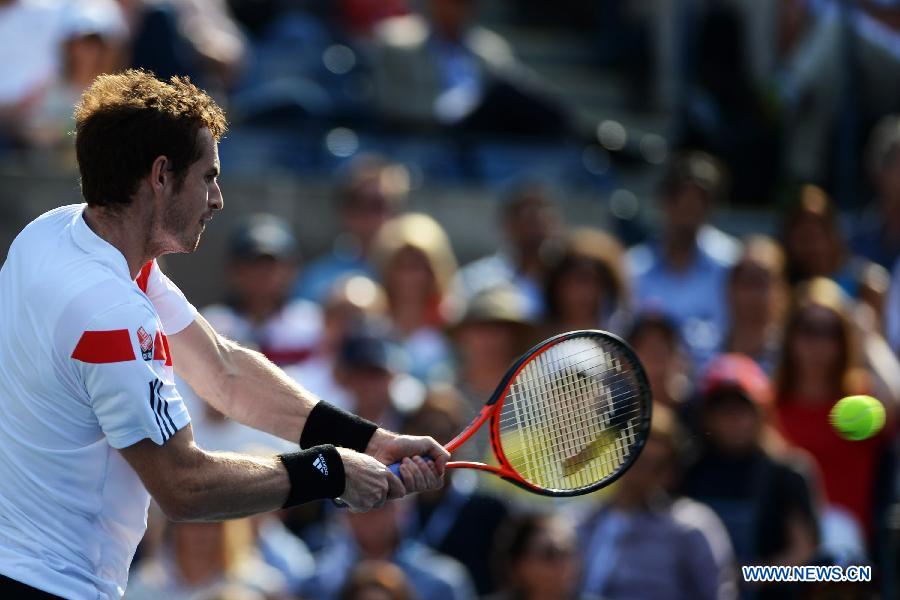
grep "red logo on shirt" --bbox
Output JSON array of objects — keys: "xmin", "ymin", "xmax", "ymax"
[{"xmin": 137, "ymin": 326, "xmax": 153, "ymax": 361}]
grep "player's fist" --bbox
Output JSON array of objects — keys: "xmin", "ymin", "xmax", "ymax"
[
  {"xmin": 336, "ymin": 447, "xmax": 405, "ymax": 512},
  {"xmin": 367, "ymin": 431, "xmax": 449, "ymax": 494}
]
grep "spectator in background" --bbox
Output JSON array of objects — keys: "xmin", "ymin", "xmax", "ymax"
[
  {"xmin": 448, "ymin": 285, "xmax": 537, "ymax": 424},
  {"xmin": 628, "ymin": 151, "xmax": 739, "ymax": 370},
  {"xmin": 371, "ymin": 213, "xmax": 457, "ymax": 382},
  {"xmin": 23, "ymin": 0, "xmax": 126, "ymax": 149},
  {"xmin": 339, "ymin": 560, "xmax": 415, "ymax": 600},
  {"xmin": 455, "ymin": 182, "xmax": 563, "ymax": 320},
  {"xmin": 681, "ymin": 354, "xmax": 818, "ymax": 599},
  {"xmin": 542, "ymin": 227, "xmax": 631, "ymax": 337},
  {"xmin": 627, "ymin": 313, "xmax": 693, "ymax": 421},
  {"xmin": 852, "ymin": 115, "xmax": 900, "ymax": 270},
  {"xmin": 490, "ymin": 513, "xmax": 592, "ymax": 600},
  {"xmin": 579, "ymin": 404, "xmax": 736, "ymax": 600},
  {"xmin": 402, "ymin": 385, "xmax": 510, "ymax": 595},
  {"xmin": 781, "ymin": 185, "xmax": 867, "ymax": 296},
  {"xmin": 722, "ymin": 236, "xmax": 788, "ymax": 376},
  {"xmin": 203, "ymin": 214, "xmax": 321, "ymax": 367},
  {"xmin": 285, "ymin": 275, "xmax": 388, "ymax": 411},
  {"xmin": 334, "ymin": 326, "xmax": 408, "ymax": 431},
  {"xmin": 780, "ymin": 185, "xmax": 891, "ymax": 326},
  {"xmin": 181, "ymin": 214, "xmax": 318, "ymax": 452},
  {"xmin": 119, "ymin": 0, "xmax": 246, "ymax": 93},
  {"xmin": 294, "ymin": 155, "xmax": 410, "ymax": 302},
  {"xmin": 369, "ymin": 0, "xmax": 570, "ymax": 135},
  {"xmin": 298, "ymin": 499, "xmax": 477, "ymax": 600},
  {"xmin": 774, "ymin": 278, "xmax": 893, "ymax": 540},
  {"xmin": 126, "ymin": 519, "xmax": 288, "ymax": 600}
]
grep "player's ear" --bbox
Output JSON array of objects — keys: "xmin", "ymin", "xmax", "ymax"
[{"xmin": 149, "ymin": 155, "xmax": 169, "ymax": 192}]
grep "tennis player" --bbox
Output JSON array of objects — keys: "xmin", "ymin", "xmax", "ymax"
[{"xmin": 0, "ymin": 70, "xmax": 448, "ymax": 599}]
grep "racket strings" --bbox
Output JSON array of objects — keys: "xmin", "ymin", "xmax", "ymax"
[{"xmin": 497, "ymin": 337, "xmax": 649, "ymax": 492}]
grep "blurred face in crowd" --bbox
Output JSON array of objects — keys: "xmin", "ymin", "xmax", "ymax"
[
  {"xmin": 554, "ymin": 259, "xmax": 607, "ymax": 323},
  {"xmin": 703, "ymin": 391, "xmax": 760, "ymax": 455},
  {"xmin": 347, "ymin": 502, "xmax": 403, "ymax": 559},
  {"xmin": 172, "ymin": 522, "xmax": 226, "ymax": 584},
  {"xmin": 343, "ymin": 180, "xmax": 394, "ymax": 251},
  {"xmin": 228, "ymin": 255, "xmax": 297, "ymax": 316},
  {"xmin": 729, "ymin": 260, "xmax": 780, "ymax": 326},
  {"xmin": 785, "ymin": 215, "xmax": 837, "ymax": 278},
  {"xmin": 510, "ymin": 518, "xmax": 580, "ymax": 600},
  {"xmin": 663, "ymin": 183, "xmax": 709, "ymax": 240},
  {"xmin": 788, "ymin": 305, "xmax": 844, "ymax": 379},
  {"xmin": 339, "ymin": 364, "xmax": 393, "ymax": 421},
  {"xmin": 631, "ymin": 326, "xmax": 685, "ymax": 408},
  {"xmin": 615, "ymin": 436, "xmax": 676, "ymax": 503},
  {"xmin": 504, "ymin": 192, "xmax": 562, "ymax": 258},
  {"xmin": 322, "ymin": 277, "xmax": 387, "ymax": 355},
  {"xmin": 385, "ymin": 246, "xmax": 437, "ymax": 308},
  {"xmin": 456, "ymin": 321, "xmax": 521, "ymax": 370}
]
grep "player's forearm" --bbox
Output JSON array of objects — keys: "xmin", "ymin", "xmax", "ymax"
[
  {"xmin": 164, "ymin": 449, "xmax": 290, "ymax": 521},
  {"xmin": 215, "ymin": 340, "xmax": 319, "ymax": 442}
]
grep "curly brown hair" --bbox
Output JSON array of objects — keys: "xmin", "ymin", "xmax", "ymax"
[{"xmin": 74, "ymin": 69, "xmax": 227, "ymax": 208}]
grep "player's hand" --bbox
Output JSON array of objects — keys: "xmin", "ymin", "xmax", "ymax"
[
  {"xmin": 366, "ymin": 430, "xmax": 450, "ymax": 494},
  {"xmin": 336, "ymin": 447, "xmax": 405, "ymax": 512}
]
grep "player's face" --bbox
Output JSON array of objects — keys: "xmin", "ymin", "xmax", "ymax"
[{"xmin": 162, "ymin": 127, "xmax": 222, "ymax": 253}]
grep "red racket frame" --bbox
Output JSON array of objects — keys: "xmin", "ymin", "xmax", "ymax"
[{"xmin": 440, "ymin": 329, "xmax": 652, "ymax": 497}]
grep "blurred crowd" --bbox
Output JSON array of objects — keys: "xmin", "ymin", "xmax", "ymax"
[
  {"xmin": 121, "ymin": 147, "xmax": 900, "ymax": 600},
  {"xmin": 5, "ymin": 0, "xmax": 900, "ymax": 599}
]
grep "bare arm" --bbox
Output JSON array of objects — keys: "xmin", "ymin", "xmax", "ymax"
[
  {"xmin": 169, "ymin": 315, "xmax": 317, "ymax": 442},
  {"xmin": 119, "ymin": 424, "xmax": 404, "ymax": 519},
  {"xmin": 168, "ymin": 315, "xmax": 450, "ymax": 483}
]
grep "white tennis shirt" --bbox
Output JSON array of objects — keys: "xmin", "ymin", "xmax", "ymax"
[{"xmin": 0, "ymin": 204, "xmax": 196, "ymax": 598}]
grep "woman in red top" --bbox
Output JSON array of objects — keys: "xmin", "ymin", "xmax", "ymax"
[{"xmin": 774, "ymin": 277, "xmax": 891, "ymax": 538}]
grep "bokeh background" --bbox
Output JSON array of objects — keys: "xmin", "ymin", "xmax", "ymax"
[{"xmin": 2, "ymin": 0, "xmax": 900, "ymax": 599}]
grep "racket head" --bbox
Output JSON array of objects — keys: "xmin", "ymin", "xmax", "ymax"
[{"xmin": 484, "ymin": 329, "xmax": 652, "ymax": 497}]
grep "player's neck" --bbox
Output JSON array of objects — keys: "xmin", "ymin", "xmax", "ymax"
[{"xmin": 83, "ymin": 202, "xmax": 158, "ymax": 279}]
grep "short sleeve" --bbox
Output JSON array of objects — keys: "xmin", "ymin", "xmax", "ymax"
[
  {"xmin": 136, "ymin": 260, "xmax": 197, "ymax": 335},
  {"xmin": 71, "ymin": 303, "xmax": 190, "ymax": 449}
]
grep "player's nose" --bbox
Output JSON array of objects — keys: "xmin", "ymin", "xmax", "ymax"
[{"xmin": 209, "ymin": 180, "xmax": 223, "ymax": 211}]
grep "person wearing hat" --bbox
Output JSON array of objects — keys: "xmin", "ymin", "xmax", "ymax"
[
  {"xmin": 334, "ymin": 325, "xmax": 409, "ymax": 432},
  {"xmin": 447, "ymin": 285, "xmax": 537, "ymax": 460},
  {"xmin": 180, "ymin": 213, "xmax": 328, "ymax": 454},
  {"xmin": 680, "ymin": 353, "xmax": 819, "ymax": 597},
  {"xmin": 202, "ymin": 213, "xmax": 322, "ymax": 368}
]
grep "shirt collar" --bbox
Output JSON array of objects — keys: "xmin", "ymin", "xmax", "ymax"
[{"xmin": 70, "ymin": 203, "xmax": 132, "ymax": 281}]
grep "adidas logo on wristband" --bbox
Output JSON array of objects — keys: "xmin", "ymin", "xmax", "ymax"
[{"xmin": 313, "ymin": 454, "xmax": 329, "ymax": 477}]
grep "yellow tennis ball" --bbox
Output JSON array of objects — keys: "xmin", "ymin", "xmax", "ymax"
[{"xmin": 829, "ymin": 395, "xmax": 885, "ymax": 441}]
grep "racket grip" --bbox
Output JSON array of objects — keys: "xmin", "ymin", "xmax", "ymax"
[{"xmin": 387, "ymin": 456, "xmax": 434, "ymax": 480}]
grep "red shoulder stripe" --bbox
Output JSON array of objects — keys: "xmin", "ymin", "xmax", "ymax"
[
  {"xmin": 135, "ymin": 261, "xmax": 153, "ymax": 294},
  {"xmin": 153, "ymin": 331, "xmax": 173, "ymax": 366},
  {"xmin": 72, "ymin": 330, "xmax": 135, "ymax": 363}
]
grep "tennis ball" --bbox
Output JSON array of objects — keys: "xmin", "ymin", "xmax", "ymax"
[{"xmin": 829, "ymin": 395, "xmax": 885, "ymax": 441}]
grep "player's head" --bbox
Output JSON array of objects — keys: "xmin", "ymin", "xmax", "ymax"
[{"xmin": 74, "ymin": 69, "xmax": 227, "ymax": 253}]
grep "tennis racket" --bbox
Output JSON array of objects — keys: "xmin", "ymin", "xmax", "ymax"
[{"xmin": 391, "ymin": 329, "xmax": 653, "ymax": 497}]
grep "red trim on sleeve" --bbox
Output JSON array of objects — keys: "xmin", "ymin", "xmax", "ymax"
[
  {"xmin": 153, "ymin": 331, "xmax": 173, "ymax": 366},
  {"xmin": 72, "ymin": 330, "xmax": 136, "ymax": 363},
  {"xmin": 135, "ymin": 261, "xmax": 153, "ymax": 293}
]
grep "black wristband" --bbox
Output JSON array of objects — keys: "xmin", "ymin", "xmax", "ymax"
[
  {"xmin": 278, "ymin": 445, "xmax": 346, "ymax": 508},
  {"xmin": 300, "ymin": 401, "xmax": 378, "ymax": 453}
]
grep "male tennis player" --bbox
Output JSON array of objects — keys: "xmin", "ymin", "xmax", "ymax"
[{"xmin": 0, "ymin": 70, "xmax": 448, "ymax": 599}]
